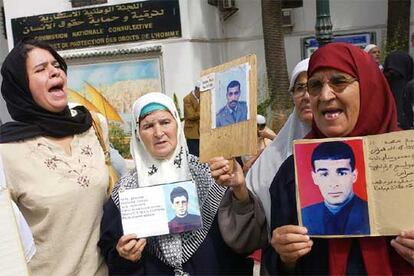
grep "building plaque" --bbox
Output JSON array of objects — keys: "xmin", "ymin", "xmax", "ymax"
[{"xmin": 11, "ymin": 0, "xmax": 181, "ymax": 51}]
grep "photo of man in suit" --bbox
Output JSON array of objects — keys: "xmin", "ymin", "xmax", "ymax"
[
  {"xmin": 216, "ymin": 80, "xmax": 248, "ymax": 127},
  {"xmin": 168, "ymin": 186, "xmax": 202, "ymax": 234},
  {"xmin": 301, "ymin": 141, "xmax": 370, "ymax": 235}
]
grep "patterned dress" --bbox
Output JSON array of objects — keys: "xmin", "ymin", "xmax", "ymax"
[{"xmin": 0, "ymin": 126, "xmax": 108, "ymax": 276}]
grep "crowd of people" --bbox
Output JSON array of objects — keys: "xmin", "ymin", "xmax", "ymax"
[{"xmin": 0, "ymin": 38, "xmax": 413, "ymax": 276}]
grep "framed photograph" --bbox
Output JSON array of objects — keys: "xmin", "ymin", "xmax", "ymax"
[
  {"xmin": 64, "ymin": 47, "xmax": 164, "ymax": 158},
  {"xmin": 199, "ymin": 55, "xmax": 257, "ymax": 163}
]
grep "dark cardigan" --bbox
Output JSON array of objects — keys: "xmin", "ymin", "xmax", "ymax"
[{"xmin": 98, "ymin": 156, "xmax": 253, "ymax": 275}]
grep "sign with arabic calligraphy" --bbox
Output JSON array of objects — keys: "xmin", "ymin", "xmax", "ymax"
[{"xmin": 11, "ymin": 0, "xmax": 181, "ymax": 51}]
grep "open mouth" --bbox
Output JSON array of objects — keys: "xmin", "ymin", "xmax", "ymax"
[
  {"xmin": 321, "ymin": 108, "xmax": 343, "ymax": 120},
  {"xmin": 48, "ymin": 82, "xmax": 65, "ymax": 97}
]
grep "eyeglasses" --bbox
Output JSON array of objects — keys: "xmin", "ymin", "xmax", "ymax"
[
  {"xmin": 291, "ymin": 82, "xmax": 308, "ymax": 99},
  {"xmin": 307, "ymin": 74, "xmax": 358, "ymax": 97}
]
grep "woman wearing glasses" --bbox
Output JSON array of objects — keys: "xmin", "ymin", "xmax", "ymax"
[
  {"xmin": 269, "ymin": 43, "xmax": 414, "ymax": 274},
  {"xmin": 210, "ymin": 59, "xmax": 312, "ymax": 259},
  {"xmin": 240, "ymin": 58, "xmax": 312, "ymax": 229}
]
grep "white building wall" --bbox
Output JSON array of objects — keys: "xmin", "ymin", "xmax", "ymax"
[
  {"xmin": 284, "ymin": 0, "xmax": 389, "ymax": 73},
  {"xmin": 218, "ymin": 0, "xmax": 266, "ymax": 101},
  {"xmin": 1, "ymin": 0, "xmax": 230, "ymax": 121},
  {"xmin": 1, "ymin": 0, "xmax": 414, "ymax": 122}
]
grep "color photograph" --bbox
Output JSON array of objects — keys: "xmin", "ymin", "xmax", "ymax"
[
  {"xmin": 163, "ymin": 180, "xmax": 202, "ymax": 234},
  {"xmin": 294, "ymin": 139, "xmax": 370, "ymax": 236}
]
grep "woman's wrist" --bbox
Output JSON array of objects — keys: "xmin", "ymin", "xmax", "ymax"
[{"xmin": 231, "ymin": 184, "xmax": 249, "ymax": 201}]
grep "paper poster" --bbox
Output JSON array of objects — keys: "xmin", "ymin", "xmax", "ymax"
[
  {"xmin": 0, "ymin": 189, "xmax": 29, "ymax": 276},
  {"xmin": 119, "ymin": 180, "xmax": 202, "ymax": 238},
  {"xmin": 293, "ymin": 130, "xmax": 414, "ymax": 237}
]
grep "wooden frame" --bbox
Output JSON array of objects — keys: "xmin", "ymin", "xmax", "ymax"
[{"xmin": 199, "ymin": 55, "xmax": 257, "ymax": 163}]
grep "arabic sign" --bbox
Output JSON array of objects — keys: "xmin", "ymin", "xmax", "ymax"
[
  {"xmin": 302, "ymin": 32, "xmax": 375, "ymax": 58},
  {"xmin": 11, "ymin": 0, "xmax": 181, "ymax": 51}
]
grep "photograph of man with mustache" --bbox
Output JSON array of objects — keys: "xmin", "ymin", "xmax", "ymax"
[{"xmin": 216, "ymin": 80, "xmax": 247, "ymax": 128}]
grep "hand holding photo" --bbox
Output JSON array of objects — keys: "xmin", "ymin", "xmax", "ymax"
[{"xmin": 198, "ymin": 55, "xmax": 257, "ymax": 163}]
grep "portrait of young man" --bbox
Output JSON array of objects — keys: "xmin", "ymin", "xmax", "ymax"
[
  {"xmin": 215, "ymin": 80, "xmax": 248, "ymax": 128},
  {"xmin": 168, "ymin": 186, "xmax": 202, "ymax": 234},
  {"xmin": 301, "ymin": 141, "xmax": 370, "ymax": 235}
]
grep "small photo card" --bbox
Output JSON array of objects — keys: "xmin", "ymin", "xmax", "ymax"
[{"xmin": 119, "ymin": 180, "xmax": 202, "ymax": 238}]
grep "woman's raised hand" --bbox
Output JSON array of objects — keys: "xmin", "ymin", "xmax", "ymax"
[{"xmin": 208, "ymin": 157, "xmax": 249, "ymax": 201}]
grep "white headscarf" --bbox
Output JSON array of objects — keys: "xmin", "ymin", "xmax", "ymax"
[
  {"xmin": 288, "ymin": 58, "xmax": 310, "ymax": 91},
  {"xmin": 364, "ymin": 44, "xmax": 378, "ymax": 53},
  {"xmin": 256, "ymin": 114, "xmax": 266, "ymax": 124},
  {"xmin": 114, "ymin": 93, "xmax": 226, "ymax": 273},
  {"xmin": 130, "ymin": 92, "xmax": 191, "ymax": 187},
  {"xmin": 246, "ymin": 59, "xmax": 311, "ymax": 230}
]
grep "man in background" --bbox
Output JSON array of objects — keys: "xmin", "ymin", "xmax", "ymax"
[
  {"xmin": 364, "ymin": 44, "xmax": 383, "ymax": 71},
  {"xmin": 183, "ymin": 81, "xmax": 201, "ymax": 156}
]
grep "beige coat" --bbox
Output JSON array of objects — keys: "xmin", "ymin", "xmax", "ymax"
[
  {"xmin": 183, "ymin": 92, "xmax": 200, "ymax": 139},
  {"xmin": 0, "ymin": 126, "xmax": 108, "ymax": 276}
]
